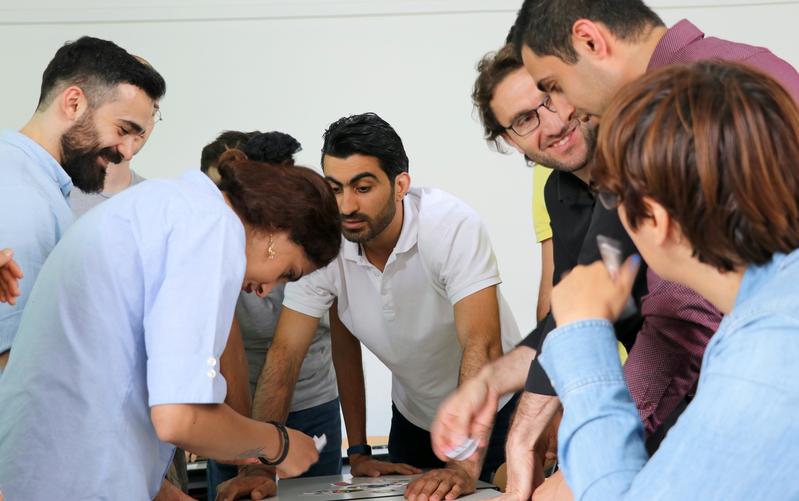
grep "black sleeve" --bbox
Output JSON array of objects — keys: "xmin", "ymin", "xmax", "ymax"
[
  {"xmin": 522, "ymin": 206, "xmax": 649, "ymax": 395},
  {"xmin": 520, "ymin": 313, "xmax": 557, "ymax": 395},
  {"xmin": 576, "ymin": 204, "xmax": 638, "ymax": 265}
]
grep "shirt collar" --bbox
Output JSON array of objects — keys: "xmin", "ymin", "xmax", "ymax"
[
  {"xmin": 648, "ymin": 19, "xmax": 705, "ymax": 71},
  {"xmin": 1, "ymin": 129, "xmax": 72, "ymax": 198},
  {"xmin": 341, "ymin": 193, "xmax": 418, "ymax": 264},
  {"xmin": 182, "ymin": 169, "xmax": 226, "ymax": 201},
  {"xmin": 555, "ymin": 170, "xmax": 595, "ymax": 206},
  {"xmin": 736, "ymin": 249, "xmax": 799, "ymax": 309}
]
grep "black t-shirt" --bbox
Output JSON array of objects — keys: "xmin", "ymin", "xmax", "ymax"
[{"xmin": 519, "ymin": 171, "xmax": 647, "ymax": 394}]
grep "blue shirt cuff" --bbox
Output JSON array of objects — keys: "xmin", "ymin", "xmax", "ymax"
[{"xmin": 539, "ymin": 319, "xmax": 624, "ymax": 396}]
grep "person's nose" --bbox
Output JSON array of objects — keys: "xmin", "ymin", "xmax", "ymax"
[
  {"xmin": 339, "ymin": 189, "xmax": 358, "ymax": 216},
  {"xmin": 549, "ymin": 92, "xmax": 577, "ymax": 125},
  {"xmin": 117, "ymin": 136, "xmax": 137, "ymax": 161}
]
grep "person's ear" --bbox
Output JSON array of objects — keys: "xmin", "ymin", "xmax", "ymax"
[
  {"xmin": 59, "ymin": 86, "xmax": 89, "ymax": 122},
  {"xmin": 640, "ymin": 196, "xmax": 677, "ymax": 247},
  {"xmin": 394, "ymin": 172, "xmax": 411, "ymax": 200},
  {"xmin": 571, "ymin": 19, "xmax": 611, "ymax": 60}
]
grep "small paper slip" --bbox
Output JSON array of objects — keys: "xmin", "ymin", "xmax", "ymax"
[
  {"xmin": 313, "ymin": 434, "xmax": 327, "ymax": 452},
  {"xmin": 445, "ymin": 437, "xmax": 478, "ymax": 461}
]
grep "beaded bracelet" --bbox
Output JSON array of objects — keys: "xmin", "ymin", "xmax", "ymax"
[{"xmin": 258, "ymin": 421, "xmax": 290, "ymax": 466}]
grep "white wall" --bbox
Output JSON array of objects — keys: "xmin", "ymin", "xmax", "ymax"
[{"xmin": 1, "ymin": 0, "xmax": 797, "ymax": 438}]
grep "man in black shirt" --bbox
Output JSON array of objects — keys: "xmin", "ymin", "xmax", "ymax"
[{"xmin": 436, "ymin": 43, "xmax": 717, "ymax": 500}]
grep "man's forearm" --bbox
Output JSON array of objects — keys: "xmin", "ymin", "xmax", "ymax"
[
  {"xmin": 537, "ymin": 238, "xmax": 555, "ymax": 322},
  {"xmin": 455, "ymin": 286, "xmax": 503, "ymax": 384},
  {"xmin": 252, "ymin": 346, "xmax": 301, "ymax": 423},
  {"xmin": 221, "ymin": 316, "xmax": 251, "ymax": 417},
  {"xmin": 480, "ymin": 346, "xmax": 537, "ymax": 397},
  {"xmin": 251, "ymin": 307, "xmax": 320, "ymax": 423},
  {"xmin": 330, "ymin": 305, "xmax": 367, "ymax": 447},
  {"xmin": 509, "ymin": 392, "xmax": 561, "ymax": 450}
]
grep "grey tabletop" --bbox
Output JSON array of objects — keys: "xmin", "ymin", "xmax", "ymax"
[{"xmin": 268, "ymin": 474, "xmax": 499, "ymax": 501}]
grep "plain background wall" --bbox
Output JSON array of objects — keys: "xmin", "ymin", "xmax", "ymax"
[{"xmin": 1, "ymin": 0, "xmax": 797, "ymax": 438}]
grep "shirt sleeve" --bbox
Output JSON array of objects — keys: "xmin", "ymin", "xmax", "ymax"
[
  {"xmin": 0, "ymin": 185, "xmax": 61, "ymax": 353},
  {"xmin": 143, "ymin": 208, "xmax": 245, "ymax": 406},
  {"xmin": 426, "ymin": 208, "xmax": 502, "ymax": 305},
  {"xmin": 532, "ymin": 165, "xmax": 553, "ymax": 243},
  {"xmin": 623, "ymin": 268, "xmax": 720, "ymax": 435},
  {"xmin": 539, "ymin": 313, "xmax": 799, "ymax": 500},
  {"xmin": 282, "ymin": 265, "xmax": 338, "ymax": 319}
]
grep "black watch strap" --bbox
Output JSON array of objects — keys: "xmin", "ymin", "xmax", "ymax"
[{"xmin": 346, "ymin": 443, "xmax": 372, "ymax": 456}]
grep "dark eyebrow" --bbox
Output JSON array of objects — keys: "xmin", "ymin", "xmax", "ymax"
[
  {"xmin": 347, "ymin": 172, "xmax": 379, "ymax": 185},
  {"xmin": 325, "ymin": 172, "xmax": 380, "ymax": 187},
  {"xmin": 510, "ymin": 108, "xmax": 535, "ymax": 125},
  {"xmin": 324, "ymin": 176, "xmax": 343, "ymax": 188},
  {"xmin": 119, "ymin": 119, "xmax": 144, "ymax": 134}
]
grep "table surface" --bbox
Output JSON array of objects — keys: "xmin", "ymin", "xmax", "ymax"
[{"xmin": 269, "ymin": 474, "xmax": 499, "ymax": 501}]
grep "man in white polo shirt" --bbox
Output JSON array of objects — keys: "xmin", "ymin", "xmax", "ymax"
[{"xmin": 216, "ymin": 112, "xmax": 521, "ymax": 501}]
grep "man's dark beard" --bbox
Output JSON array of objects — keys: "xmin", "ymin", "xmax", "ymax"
[
  {"xmin": 528, "ymin": 118, "xmax": 597, "ymax": 175},
  {"xmin": 60, "ymin": 111, "xmax": 123, "ymax": 193},
  {"xmin": 341, "ymin": 189, "xmax": 397, "ymax": 243}
]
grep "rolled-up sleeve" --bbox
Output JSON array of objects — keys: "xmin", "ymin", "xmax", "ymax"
[
  {"xmin": 143, "ymin": 209, "xmax": 245, "ymax": 406},
  {"xmin": 539, "ymin": 319, "xmax": 649, "ymax": 499}
]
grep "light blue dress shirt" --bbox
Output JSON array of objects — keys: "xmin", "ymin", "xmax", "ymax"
[
  {"xmin": 539, "ymin": 250, "xmax": 799, "ymax": 500},
  {"xmin": 0, "ymin": 129, "xmax": 73, "ymax": 354},
  {"xmin": 0, "ymin": 171, "xmax": 246, "ymax": 499}
]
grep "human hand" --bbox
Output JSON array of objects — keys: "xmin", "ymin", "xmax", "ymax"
[
  {"xmin": 215, "ymin": 464, "xmax": 277, "ymax": 501},
  {"xmin": 275, "ymin": 427, "xmax": 319, "ymax": 478},
  {"xmin": 0, "ymin": 249, "xmax": 23, "ymax": 305},
  {"xmin": 430, "ymin": 376, "xmax": 499, "ymax": 463},
  {"xmin": 153, "ymin": 478, "xmax": 196, "ymax": 501},
  {"xmin": 551, "ymin": 256, "xmax": 639, "ymax": 327},
  {"xmin": 404, "ymin": 463, "xmax": 475, "ymax": 501},
  {"xmin": 350, "ymin": 454, "xmax": 422, "ymax": 477}
]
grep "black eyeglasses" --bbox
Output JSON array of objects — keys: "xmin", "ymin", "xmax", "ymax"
[
  {"xmin": 596, "ymin": 189, "xmax": 622, "ymax": 210},
  {"xmin": 504, "ymin": 95, "xmax": 557, "ymax": 137}
]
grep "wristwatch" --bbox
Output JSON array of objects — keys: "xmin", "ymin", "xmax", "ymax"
[{"xmin": 346, "ymin": 443, "xmax": 372, "ymax": 456}]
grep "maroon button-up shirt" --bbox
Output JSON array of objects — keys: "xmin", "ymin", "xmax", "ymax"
[{"xmin": 624, "ymin": 19, "xmax": 799, "ymax": 434}]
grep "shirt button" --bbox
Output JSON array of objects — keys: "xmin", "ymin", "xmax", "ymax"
[
  {"xmin": 207, "ymin": 357, "xmax": 217, "ymax": 367},
  {"xmin": 207, "ymin": 369, "xmax": 217, "ymax": 378}
]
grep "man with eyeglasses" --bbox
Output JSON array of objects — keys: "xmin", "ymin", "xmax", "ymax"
[{"xmin": 439, "ymin": 42, "xmax": 722, "ymax": 500}]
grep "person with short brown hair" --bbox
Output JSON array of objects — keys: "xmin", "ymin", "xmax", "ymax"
[{"xmin": 527, "ymin": 60, "xmax": 799, "ymax": 499}]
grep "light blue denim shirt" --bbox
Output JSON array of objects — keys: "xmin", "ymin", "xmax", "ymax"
[
  {"xmin": 0, "ymin": 129, "xmax": 73, "ymax": 354},
  {"xmin": 539, "ymin": 249, "xmax": 799, "ymax": 500},
  {"xmin": 0, "ymin": 171, "xmax": 246, "ymax": 499}
]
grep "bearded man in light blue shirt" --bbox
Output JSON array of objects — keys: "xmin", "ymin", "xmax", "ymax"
[{"xmin": 0, "ymin": 36, "xmax": 165, "ymax": 372}]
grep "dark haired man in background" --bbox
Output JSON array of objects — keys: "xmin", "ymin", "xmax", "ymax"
[
  {"xmin": 217, "ymin": 112, "xmax": 522, "ymax": 501},
  {"xmin": 0, "ymin": 36, "xmax": 165, "ymax": 372},
  {"xmin": 512, "ymin": 0, "xmax": 799, "ymax": 114}
]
